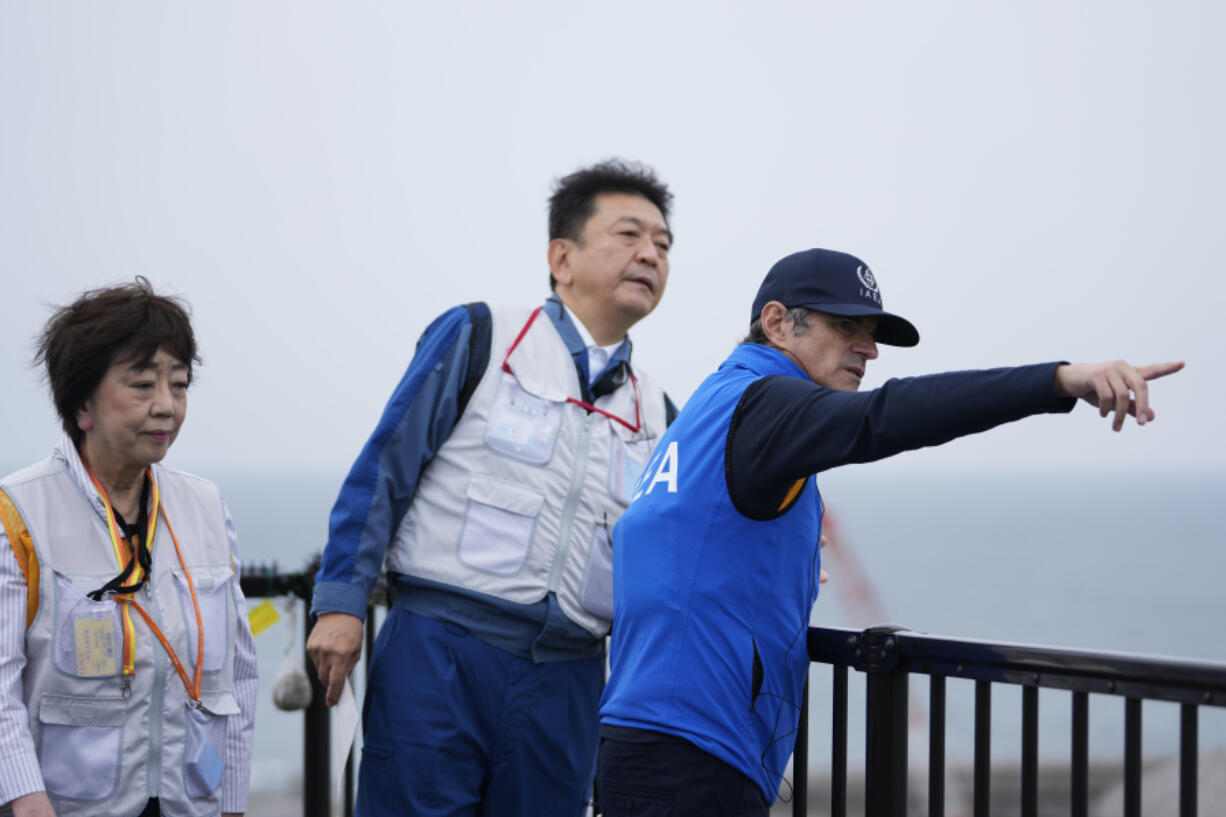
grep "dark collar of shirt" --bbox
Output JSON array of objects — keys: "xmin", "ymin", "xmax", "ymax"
[{"xmin": 543, "ymin": 294, "xmax": 634, "ymax": 401}]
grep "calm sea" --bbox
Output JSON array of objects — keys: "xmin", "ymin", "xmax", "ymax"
[{"xmin": 7, "ymin": 462, "xmax": 1224, "ymax": 792}]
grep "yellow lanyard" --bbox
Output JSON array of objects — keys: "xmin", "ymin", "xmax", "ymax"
[{"xmin": 86, "ymin": 468, "xmax": 204, "ymax": 702}]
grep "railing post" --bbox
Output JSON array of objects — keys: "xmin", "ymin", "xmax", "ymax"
[
  {"xmin": 303, "ymin": 609, "xmax": 331, "ymax": 817},
  {"xmin": 861, "ymin": 625, "xmax": 909, "ymax": 817},
  {"xmin": 793, "ymin": 675, "xmax": 809, "ymax": 817},
  {"xmin": 832, "ymin": 664, "xmax": 849, "ymax": 817}
]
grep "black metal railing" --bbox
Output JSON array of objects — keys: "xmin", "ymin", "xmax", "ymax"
[
  {"xmin": 792, "ymin": 624, "xmax": 1226, "ymax": 817},
  {"xmin": 241, "ymin": 561, "xmax": 386, "ymax": 817},
  {"xmin": 242, "ymin": 566, "xmax": 1226, "ymax": 817},
  {"xmin": 241, "ymin": 561, "xmax": 323, "ymax": 817}
]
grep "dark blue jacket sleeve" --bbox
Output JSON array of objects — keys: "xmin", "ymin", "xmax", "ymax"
[
  {"xmin": 311, "ymin": 304, "xmax": 491, "ymax": 618},
  {"xmin": 727, "ymin": 363, "xmax": 1076, "ymax": 519}
]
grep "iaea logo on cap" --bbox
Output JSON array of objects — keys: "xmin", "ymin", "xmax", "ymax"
[{"xmin": 856, "ymin": 266, "xmax": 881, "ymax": 304}]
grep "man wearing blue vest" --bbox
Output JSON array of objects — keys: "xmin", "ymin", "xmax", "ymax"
[
  {"xmin": 305, "ymin": 159, "xmax": 678, "ymax": 817},
  {"xmin": 596, "ymin": 247, "xmax": 1184, "ymax": 816}
]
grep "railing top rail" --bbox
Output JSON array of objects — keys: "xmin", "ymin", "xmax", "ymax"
[
  {"xmin": 808, "ymin": 625, "xmax": 1226, "ymax": 707},
  {"xmin": 238, "ymin": 559, "xmax": 318, "ymax": 601}
]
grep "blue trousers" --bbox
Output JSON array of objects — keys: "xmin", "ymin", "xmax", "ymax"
[{"xmin": 355, "ymin": 609, "xmax": 604, "ymax": 817}]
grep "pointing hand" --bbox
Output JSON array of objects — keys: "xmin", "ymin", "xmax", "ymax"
[{"xmin": 1054, "ymin": 360, "xmax": 1185, "ymax": 431}]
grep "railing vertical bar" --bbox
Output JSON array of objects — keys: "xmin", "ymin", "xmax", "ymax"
[
  {"xmin": 1071, "ymin": 691, "xmax": 1089, "ymax": 817},
  {"xmin": 303, "ymin": 603, "xmax": 331, "ymax": 817},
  {"xmin": 929, "ymin": 675, "xmax": 946, "ymax": 817},
  {"xmin": 1124, "ymin": 698, "xmax": 1142, "ymax": 817},
  {"xmin": 1021, "ymin": 685, "xmax": 1038, "ymax": 817},
  {"xmin": 831, "ymin": 664, "xmax": 848, "ymax": 817},
  {"xmin": 1180, "ymin": 704, "xmax": 1198, "ymax": 817},
  {"xmin": 973, "ymin": 681, "xmax": 991, "ymax": 817},
  {"xmin": 344, "ymin": 751, "xmax": 354, "ymax": 817},
  {"xmin": 793, "ymin": 676, "xmax": 809, "ymax": 817}
]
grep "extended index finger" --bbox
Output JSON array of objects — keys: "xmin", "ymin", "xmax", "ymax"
[
  {"xmin": 326, "ymin": 664, "xmax": 348, "ymax": 707},
  {"xmin": 1137, "ymin": 361, "xmax": 1186, "ymax": 381}
]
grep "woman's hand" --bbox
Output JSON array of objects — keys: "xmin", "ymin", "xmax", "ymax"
[{"xmin": 10, "ymin": 791, "xmax": 56, "ymax": 817}]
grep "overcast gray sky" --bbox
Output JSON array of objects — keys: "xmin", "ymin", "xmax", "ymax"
[{"xmin": 2, "ymin": 1, "xmax": 1222, "ymax": 476}]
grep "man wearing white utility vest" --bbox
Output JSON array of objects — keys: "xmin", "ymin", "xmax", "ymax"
[
  {"xmin": 596, "ymin": 247, "xmax": 1185, "ymax": 817},
  {"xmin": 307, "ymin": 159, "xmax": 678, "ymax": 816}
]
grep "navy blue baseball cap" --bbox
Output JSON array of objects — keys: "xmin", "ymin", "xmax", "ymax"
[{"xmin": 750, "ymin": 248, "xmax": 920, "ymax": 347}]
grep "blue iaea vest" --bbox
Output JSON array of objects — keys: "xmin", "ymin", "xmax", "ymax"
[{"xmin": 599, "ymin": 343, "xmax": 824, "ymax": 803}]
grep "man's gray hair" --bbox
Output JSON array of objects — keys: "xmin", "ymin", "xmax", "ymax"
[{"xmin": 741, "ymin": 306, "xmax": 812, "ymax": 345}]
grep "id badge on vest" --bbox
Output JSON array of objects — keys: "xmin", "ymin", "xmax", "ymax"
[
  {"xmin": 484, "ymin": 373, "xmax": 563, "ymax": 464},
  {"xmin": 52, "ymin": 573, "xmax": 122, "ymax": 678}
]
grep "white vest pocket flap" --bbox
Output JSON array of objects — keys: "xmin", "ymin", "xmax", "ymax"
[
  {"xmin": 458, "ymin": 478, "xmax": 545, "ymax": 575},
  {"xmin": 40, "ymin": 694, "xmax": 127, "ymax": 727},
  {"xmin": 199, "ymin": 690, "xmax": 241, "ymax": 717},
  {"xmin": 38, "ymin": 695, "xmax": 126, "ymax": 800},
  {"xmin": 464, "ymin": 478, "xmax": 546, "ymax": 518}
]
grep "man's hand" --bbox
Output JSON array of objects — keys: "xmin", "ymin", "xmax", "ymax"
[
  {"xmin": 819, "ymin": 533, "xmax": 828, "ymax": 585},
  {"xmin": 11, "ymin": 792, "xmax": 56, "ymax": 817},
  {"xmin": 1054, "ymin": 360, "xmax": 1185, "ymax": 431},
  {"xmin": 306, "ymin": 612, "xmax": 364, "ymax": 707}
]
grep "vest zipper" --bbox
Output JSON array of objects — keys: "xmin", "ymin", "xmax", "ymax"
[
  {"xmin": 548, "ymin": 412, "xmax": 594, "ymax": 593},
  {"xmin": 144, "ymin": 579, "xmax": 167, "ymax": 799}
]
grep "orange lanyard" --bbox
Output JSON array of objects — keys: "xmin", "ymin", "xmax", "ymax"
[
  {"xmin": 86, "ymin": 468, "xmax": 204, "ymax": 702},
  {"xmin": 502, "ymin": 306, "xmax": 643, "ymax": 433}
]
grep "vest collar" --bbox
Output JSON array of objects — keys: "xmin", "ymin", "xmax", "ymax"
[
  {"xmin": 722, "ymin": 342, "xmax": 811, "ymax": 381},
  {"xmin": 52, "ymin": 433, "xmax": 161, "ymax": 524},
  {"xmin": 543, "ymin": 295, "xmax": 633, "ymax": 386}
]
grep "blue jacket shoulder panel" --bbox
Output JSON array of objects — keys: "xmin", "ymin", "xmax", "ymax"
[{"xmin": 311, "ymin": 304, "xmax": 491, "ymax": 618}]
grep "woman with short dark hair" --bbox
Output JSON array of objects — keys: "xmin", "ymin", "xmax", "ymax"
[{"xmin": 0, "ymin": 279, "xmax": 257, "ymax": 817}]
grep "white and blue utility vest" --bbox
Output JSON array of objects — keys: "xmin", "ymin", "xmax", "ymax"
[
  {"xmin": 600, "ymin": 343, "xmax": 823, "ymax": 804},
  {"xmin": 388, "ymin": 303, "xmax": 670, "ymax": 637},
  {"xmin": 1, "ymin": 449, "xmax": 240, "ymax": 817}
]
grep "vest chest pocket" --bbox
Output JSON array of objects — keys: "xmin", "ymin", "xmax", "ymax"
[
  {"xmin": 608, "ymin": 434, "xmax": 651, "ymax": 506},
  {"xmin": 171, "ymin": 566, "xmax": 233, "ymax": 674},
  {"xmin": 51, "ymin": 572, "xmax": 122, "ymax": 679},
  {"xmin": 37, "ymin": 694, "xmax": 126, "ymax": 801},
  {"xmin": 484, "ymin": 374, "xmax": 563, "ymax": 465},
  {"xmin": 457, "ymin": 478, "xmax": 545, "ymax": 575}
]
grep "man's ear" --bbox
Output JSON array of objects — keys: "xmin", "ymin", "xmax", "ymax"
[
  {"xmin": 547, "ymin": 238, "xmax": 575, "ymax": 289},
  {"xmin": 759, "ymin": 301, "xmax": 793, "ymax": 346}
]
